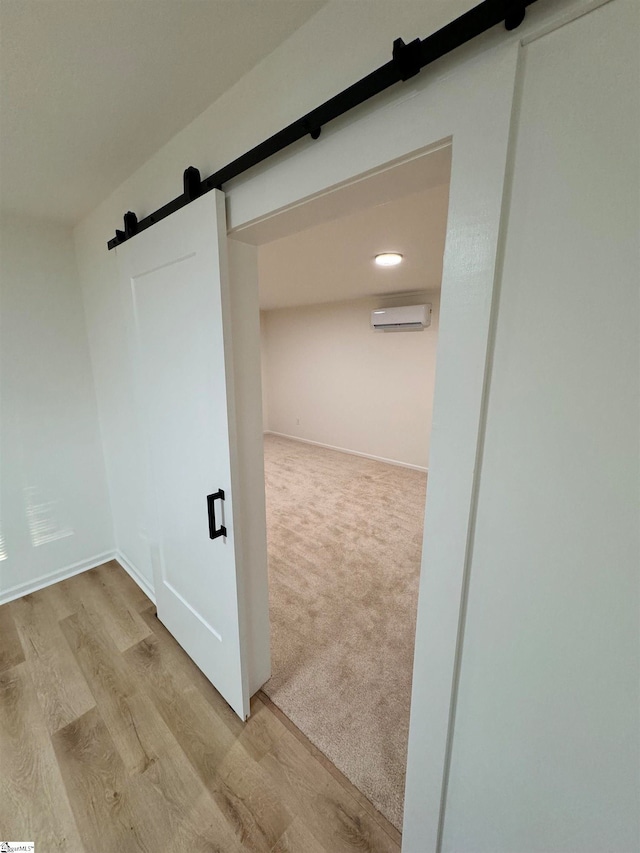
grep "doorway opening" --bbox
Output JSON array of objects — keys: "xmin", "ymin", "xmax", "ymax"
[{"xmin": 234, "ymin": 143, "xmax": 451, "ymax": 831}]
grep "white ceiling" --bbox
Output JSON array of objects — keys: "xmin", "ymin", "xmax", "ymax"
[
  {"xmin": 0, "ymin": 0, "xmax": 325, "ymax": 224},
  {"xmin": 256, "ymin": 147, "xmax": 451, "ymax": 309}
]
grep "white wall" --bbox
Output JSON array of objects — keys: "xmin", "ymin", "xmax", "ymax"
[
  {"xmin": 441, "ymin": 3, "xmax": 639, "ymax": 850},
  {"xmin": 0, "ymin": 216, "xmax": 113, "ymax": 602},
  {"xmin": 260, "ymin": 311, "xmax": 269, "ymax": 429},
  {"xmin": 261, "ymin": 293, "xmax": 439, "ymax": 469}
]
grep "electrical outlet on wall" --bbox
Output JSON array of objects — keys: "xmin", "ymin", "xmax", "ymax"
[{"xmin": 296, "ymin": 417, "xmax": 300, "ymax": 426}]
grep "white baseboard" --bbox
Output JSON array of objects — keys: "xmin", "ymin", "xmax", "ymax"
[
  {"xmin": 114, "ymin": 551, "xmax": 156, "ymax": 604},
  {"xmin": 264, "ymin": 431, "xmax": 428, "ymax": 473},
  {"xmin": 0, "ymin": 550, "xmax": 116, "ymax": 606},
  {"xmin": 0, "ymin": 548, "xmax": 157, "ymax": 608}
]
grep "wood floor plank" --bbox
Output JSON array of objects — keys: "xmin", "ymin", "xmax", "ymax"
[
  {"xmin": 0, "ymin": 663, "xmax": 84, "ymax": 851},
  {"xmin": 132, "ymin": 750, "xmax": 247, "ymax": 852},
  {"xmin": 259, "ymin": 689, "xmax": 402, "ymax": 847},
  {"xmin": 54, "ymin": 686, "xmax": 247, "ymax": 853},
  {"xmin": 10, "ymin": 592, "xmax": 96, "ymax": 734},
  {"xmin": 271, "ymin": 818, "xmax": 328, "ymax": 853},
  {"xmin": 60, "ymin": 605, "xmax": 153, "ymax": 775},
  {"xmin": 96, "ymin": 559, "xmax": 153, "ymax": 613},
  {"xmin": 40, "ymin": 574, "xmax": 83, "ymax": 621},
  {"xmin": 139, "ymin": 605, "xmax": 286, "ymax": 762},
  {"xmin": 212, "ymin": 740, "xmax": 297, "ymax": 852},
  {"xmin": 124, "ymin": 634, "xmax": 236, "ymax": 768},
  {"xmin": 2, "ymin": 565, "xmax": 401, "ymax": 853},
  {"xmin": 260, "ymin": 731, "xmax": 400, "ymax": 853},
  {"xmin": 74, "ymin": 566, "xmax": 152, "ymax": 652},
  {"xmin": 62, "ymin": 603, "xmax": 249, "ymax": 852},
  {"xmin": 125, "ymin": 633, "xmax": 294, "ymax": 851},
  {"xmin": 0, "ymin": 603, "xmax": 25, "ymax": 672},
  {"xmin": 240, "ymin": 694, "xmax": 290, "ymax": 763},
  {"xmin": 52, "ymin": 707, "xmax": 151, "ymax": 853},
  {"xmin": 117, "ymin": 690, "xmax": 249, "ymax": 853}
]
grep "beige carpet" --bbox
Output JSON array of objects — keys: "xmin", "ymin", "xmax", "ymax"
[{"xmin": 262, "ymin": 434, "xmax": 427, "ymax": 831}]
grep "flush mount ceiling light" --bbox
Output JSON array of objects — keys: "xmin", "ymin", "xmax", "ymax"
[{"xmin": 375, "ymin": 252, "xmax": 403, "ymax": 267}]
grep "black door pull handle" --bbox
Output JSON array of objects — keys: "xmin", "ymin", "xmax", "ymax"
[{"xmin": 207, "ymin": 490, "xmax": 227, "ymax": 539}]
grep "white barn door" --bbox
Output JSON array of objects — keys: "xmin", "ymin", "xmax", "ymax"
[{"xmin": 116, "ymin": 190, "xmax": 250, "ymax": 719}]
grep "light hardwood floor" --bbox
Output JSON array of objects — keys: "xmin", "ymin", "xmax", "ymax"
[{"xmin": 0, "ymin": 561, "xmax": 401, "ymax": 853}]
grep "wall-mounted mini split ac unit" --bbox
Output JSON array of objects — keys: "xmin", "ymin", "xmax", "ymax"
[{"xmin": 371, "ymin": 304, "xmax": 431, "ymax": 332}]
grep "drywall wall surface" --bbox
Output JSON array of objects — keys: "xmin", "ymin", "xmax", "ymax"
[
  {"xmin": 442, "ymin": 3, "xmax": 640, "ymax": 850},
  {"xmin": 74, "ymin": 209, "xmax": 155, "ymax": 588},
  {"xmin": 0, "ymin": 216, "xmax": 113, "ymax": 601},
  {"xmin": 260, "ymin": 311, "xmax": 269, "ymax": 429},
  {"xmin": 262, "ymin": 293, "xmax": 439, "ymax": 469}
]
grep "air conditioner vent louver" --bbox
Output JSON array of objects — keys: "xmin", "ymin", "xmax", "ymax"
[{"xmin": 371, "ymin": 304, "xmax": 431, "ymax": 332}]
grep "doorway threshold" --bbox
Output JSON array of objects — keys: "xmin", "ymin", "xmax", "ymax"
[{"xmin": 257, "ymin": 689, "xmax": 402, "ymax": 850}]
